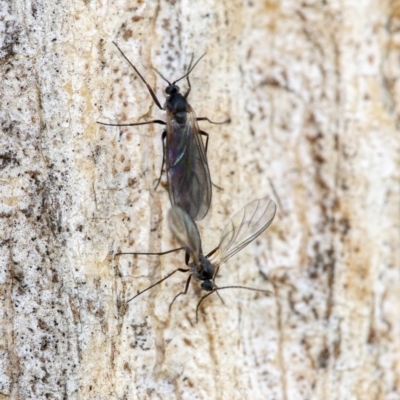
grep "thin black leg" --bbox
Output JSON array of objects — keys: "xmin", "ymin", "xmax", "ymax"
[
  {"xmin": 199, "ymin": 130, "xmax": 209, "ymax": 153},
  {"xmin": 169, "ymin": 274, "xmax": 192, "ymax": 311},
  {"xmin": 185, "ymin": 252, "xmax": 190, "ymax": 265},
  {"xmin": 197, "ymin": 117, "xmax": 230, "ymax": 125},
  {"xmin": 199, "ymin": 130, "xmax": 223, "ymax": 190},
  {"xmin": 205, "ymin": 246, "xmax": 219, "ymax": 258},
  {"xmin": 126, "ymin": 267, "xmax": 189, "ymax": 303},
  {"xmin": 154, "ymin": 131, "xmax": 167, "ymax": 190},
  {"xmin": 97, "ymin": 119, "xmax": 166, "ymax": 127},
  {"xmin": 116, "ymin": 246, "xmax": 185, "ymax": 257}
]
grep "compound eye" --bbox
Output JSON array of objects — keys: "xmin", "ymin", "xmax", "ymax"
[{"xmin": 165, "ymin": 85, "xmax": 179, "ymax": 95}]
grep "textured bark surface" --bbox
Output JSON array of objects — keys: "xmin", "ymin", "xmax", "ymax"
[{"xmin": 1, "ymin": 0, "xmax": 399, "ymax": 399}]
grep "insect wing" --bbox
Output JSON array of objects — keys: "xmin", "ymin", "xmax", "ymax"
[
  {"xmin": 168, "ymin": 206, "xmax": 202, "ymax": 261},
  {"xmin": 165, "ymin": 106, "xmax": 212, "ymax": 221},
  {"xmin": 216, "ymin": 197, "xmax": 276, "ymax": 266},
  {"xmin": 188, "ymin": 108, "xmax": 212, "ymax": 220}
]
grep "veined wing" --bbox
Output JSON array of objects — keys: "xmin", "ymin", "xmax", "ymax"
[
  {"xmin": 215, "ymin": 197, "xmax": 276, "ymax": 267},
  {"xmin": 168, "ymin": 206, "xmax": 201, "ymax": 262},
  {"xmin": 165, "ymin": 106, "xmax": 211, "ymax": 221}
]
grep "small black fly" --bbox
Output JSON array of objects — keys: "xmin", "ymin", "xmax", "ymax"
[
  {"xmin": 117, "ymin": 197, "xmax": 276, "ymax": 321},
  {"xmin": 98, "ymin": 42, "xmax": 228, "ymax": 221}
]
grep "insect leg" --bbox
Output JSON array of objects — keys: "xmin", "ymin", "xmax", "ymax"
[
  {"xmin": 199, "ymin": 130, "xmax": 209, "ymax": 153},
  {"xmin": 167, "ymin": 251, "xmax": 193, "ymax": 310},
  {"xmin": 116, "ymin": 246, "xmax": 185, "ymax": 257},
  {"xmin": 205, "ymin": 246, "xmax": 219, "ymax": 258},
  {"xmin": 169, "ymin": 274, "xmax": 193, "ymax": 311},
  {"xmin": 126, "ymin": 267, "xmax": 189, "ymax": 303},
  {"xmin": 197, "ymin": 117, "xmax": 231, "ymax": 125},
  {"xmin": 154, "ymin": 131, "xmax": 166, "ymax": 190},
  {"xmin": 97, "ymin": 119, "xmax": 166, "ymax": 127},
  {"xmin": 199, "ymin": 130, "xmax": 223, "ymax": 190}
]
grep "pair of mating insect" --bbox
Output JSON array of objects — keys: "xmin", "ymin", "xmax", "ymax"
[{"xmin": 99, "ymin": 43, "xmax": 276, "ymax": 314}]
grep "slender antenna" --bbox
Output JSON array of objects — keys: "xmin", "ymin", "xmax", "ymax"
[
  {"xmin": 195, "ymin": 286, "xmax": 273, "ymax": 323},
  {"xmin": 173, "ymin": 53, "xmax": 207, "ymax": 85},
  {"xmin": 112, "ymin": 42, "xmax": 151, "ymax": 89},
  {"xmin": 153, "ymin": 68, "xmax": 171, "ymax": 85},
  {"xmin": 112, "ymin": 41, "xmax": 163, "ymax": 110},
  {"xmin": 97, "ymin": 119, "xmax": 166, "ymax": 128},
  {"xmin": 126, "ymin": 267, "xmax": 189, "ymax": 303},
  {"xmin": 187, "ymin": 53, "xmax": 195, "ymax": 73}
]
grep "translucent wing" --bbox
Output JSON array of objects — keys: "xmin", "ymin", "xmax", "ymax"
[
  {"xmin": 168, "ymin": 206, "xmax": 202, "ymax": 261},
  {"xmin": 215, "ymin": 197, "xmax": 276, "ymax": 266},
  {"xmin": 166, "ymin": 106, "xmax": 212, "ymax": 221}
]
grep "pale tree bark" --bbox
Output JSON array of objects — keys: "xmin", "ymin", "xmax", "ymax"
[{"xmin": 1, "ymin": 0, "xmax": 399, "ymax": 399}]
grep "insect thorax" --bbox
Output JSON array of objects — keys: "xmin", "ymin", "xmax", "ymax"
[
  {"xmin": 190, "ymin": 255, "xmax": 215, "ymax": 292},
  {"xmin": 165, "ymin": 92, "xmax": 189, "ymax": 124}
]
